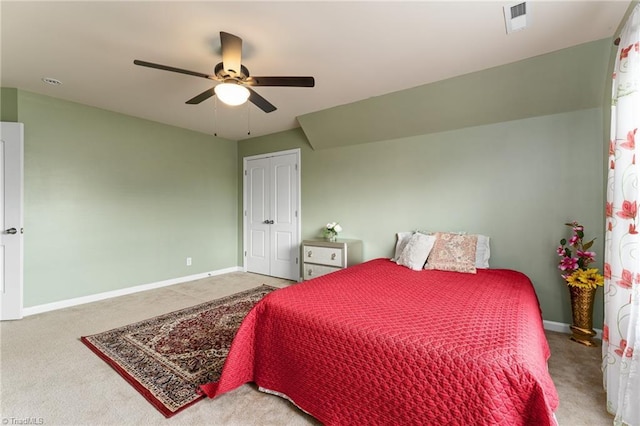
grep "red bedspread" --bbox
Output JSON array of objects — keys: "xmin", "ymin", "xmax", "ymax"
[{"xmin": 200, "ymin": 258, "xmax": 559, "ymax": 425}]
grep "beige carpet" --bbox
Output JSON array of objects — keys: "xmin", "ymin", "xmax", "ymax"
[{"xmin": 1, "ymin": 272, "xmax": 613, "ymax": 425}]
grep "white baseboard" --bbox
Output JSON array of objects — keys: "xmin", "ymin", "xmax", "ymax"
[
  {"xmin": 22, "ymin": 266, "xmax": 243, "ymax": 317},
  {"xmin": 543, "ymin": 320, "xmax": 602, "ymax": 339}
]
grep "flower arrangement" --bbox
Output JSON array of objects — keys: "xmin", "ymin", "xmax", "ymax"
[
  {"xmin": 557, "ymin": 222, "xmax": 604, "ymax": 289},
  {"xmin": 323, "ymin": 222, "xmax": 342, "ymax": 241}
]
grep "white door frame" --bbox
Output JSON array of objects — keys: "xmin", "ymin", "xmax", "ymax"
[
  {"xmin": 243, "ymin": 148, "xmax": 301, "ymax": 280},
  {"xmin": 1, "ymin": 122, "xmax": 24, "ymax": 321}
]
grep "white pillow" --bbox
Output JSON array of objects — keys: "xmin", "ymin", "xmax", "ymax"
[
  {"xmin": 392, "ymin": 232, "xmax": 414, "ymax": 261},
  {"xmin": 396, "ymin": 233, "xmax": 437, "ymax": 271},
  {"xmin": 475, "ymin": 235, "xmax": 491, "ymax": 269}
]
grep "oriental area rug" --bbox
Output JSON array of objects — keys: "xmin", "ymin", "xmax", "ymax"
[{"xmin": 80, "ymin": 285, "xmax": 277, "ymax": 417}]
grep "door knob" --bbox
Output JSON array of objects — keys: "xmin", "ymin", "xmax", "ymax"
[
  {"xmin": 263, "ymin": 220, "xmax": 274, "ymax": 224},
  {"xmin": 5, "ymin": 228, "xmax": 17, "ymax": 234}
]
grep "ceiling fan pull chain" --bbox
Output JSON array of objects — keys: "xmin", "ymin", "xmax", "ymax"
[
  {"xmin": 214, "ymin": 97, "xmax": 218, "ymax": 137},
  {"xmin": 247, "ymin": 102, "xmax": 251, "ymax": 136}
]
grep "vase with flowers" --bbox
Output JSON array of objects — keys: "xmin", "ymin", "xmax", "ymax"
[
  {"xmin": 323, "ymin": 222, "xmax": 342, "ymax": 242},
  {"xmin": 557, "ymin": 221, "xmax": 604, "ymax": 346}
]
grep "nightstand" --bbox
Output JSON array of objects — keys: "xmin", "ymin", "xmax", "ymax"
[{"xmin": 302, "ymin": 239, "xmax": 363, "ymax": 280}]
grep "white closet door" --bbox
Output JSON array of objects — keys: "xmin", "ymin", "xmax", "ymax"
[
  {"xmin": 269, "ymin": 153, "xmax": 298, "ymax": 279},
  {"xmin": 245, "ymin": 157, "xmax": 270, "ymax": 276},
  {"xmin": 244, "ymin": 150, "xmax": 300, "ymax": 281}
]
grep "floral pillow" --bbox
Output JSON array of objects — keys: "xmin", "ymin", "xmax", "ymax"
[
  {"xmin": 425, "ymin": 232, "xmax": 478, "ymax": 273},
  {"xmin": 396, "ymin": 232, "xmax": 436, "ymax": 271},
  {"xmin": 417, "ymin": 230, "xmax": 490, "ymax": 268}
]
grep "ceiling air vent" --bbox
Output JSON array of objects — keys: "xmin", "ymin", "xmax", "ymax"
[{"xmin": 503, "ymin": 1, "xmax": 530, "ymax": 34}]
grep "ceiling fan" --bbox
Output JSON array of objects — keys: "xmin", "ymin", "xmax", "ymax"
[{"xmin": 133, "ymin": 31, "xmax": 315, "ymax": 113}]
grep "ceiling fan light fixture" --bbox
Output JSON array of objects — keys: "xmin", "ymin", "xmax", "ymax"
[{"xmin": 214, "ymin": 82, "xmax": 250, "ymax": 106}]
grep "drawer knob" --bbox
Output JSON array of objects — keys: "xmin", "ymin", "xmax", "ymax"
[
  {"xmin": 307, "ymin": 251, "xmax": 312, "ymax": 257},
  {"xmin": 331, "ymin": 253, "xmax": 336, "ymax": 260},
  {"xmin": 307, "ymin": 269, "xmax": 313, "ymax": 276}
]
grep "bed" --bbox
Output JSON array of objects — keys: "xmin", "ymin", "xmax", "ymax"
[{"xmin": 199, "ymin": 255, "xmax": 559, "ymax": 425}]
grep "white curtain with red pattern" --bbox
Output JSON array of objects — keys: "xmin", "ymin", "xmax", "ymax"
[{"xmin": 603, "ymin": 4, "xmax": 640, "ymax": 425}]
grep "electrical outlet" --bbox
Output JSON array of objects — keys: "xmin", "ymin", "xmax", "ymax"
[{"xmin": 186, "ymin": 257, "xmax": 192, "ymax": 266}]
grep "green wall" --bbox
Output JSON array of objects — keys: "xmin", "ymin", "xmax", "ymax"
[
  {"xmin": 12, "ymin": 90, "xmax": 237, "ymax": 307},
  {"xmin": 239, "ymin": 110, "xmax": 605, "ymax": 326},
  {"xmin": 1, "ymin": 88, "xmax": 19, "ymax": 121}
]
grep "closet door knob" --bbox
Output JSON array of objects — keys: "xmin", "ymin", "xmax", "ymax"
[{"xmin": 4, "ymin": 228, "xmax": 17, "ymax": 235}]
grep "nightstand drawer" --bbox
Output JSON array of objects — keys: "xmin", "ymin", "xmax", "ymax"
[
  {"xmin": 304, "ymin": 263, "xmax": 341, "ymax": 279},
  {"xmin": 303, "ymin": 245, "xmax": 344, "ymax": 267}
]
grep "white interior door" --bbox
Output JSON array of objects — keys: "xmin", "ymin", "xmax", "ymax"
[
  {"xmin": 244, "ymin": 149, "xmax": 300, "ymax": 281},
  {"xmin": 1, "ymin": 122, "xmax": 24, "ymax": 321}
]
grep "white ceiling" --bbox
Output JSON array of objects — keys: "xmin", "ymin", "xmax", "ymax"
[{"xmin": 1, "ymin": 1, "xmax": 631, "ymax": 141}]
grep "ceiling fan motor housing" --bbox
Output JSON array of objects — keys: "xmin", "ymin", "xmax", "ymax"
[{"xmin": 215, "ymin": 62, "xmax": 249, "ymax": 81}]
